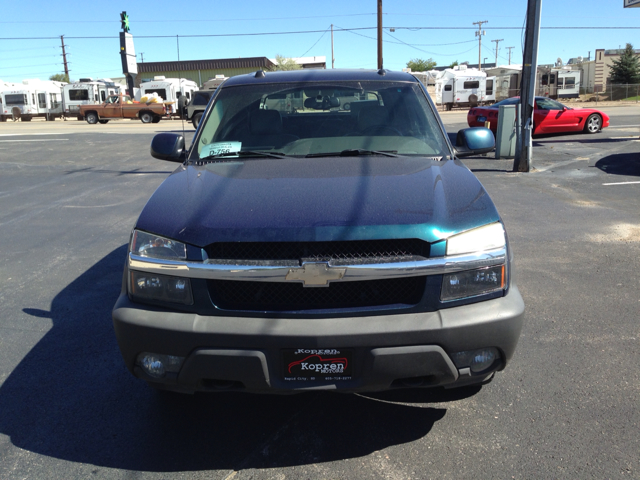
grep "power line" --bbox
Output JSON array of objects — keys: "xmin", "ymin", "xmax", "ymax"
[
  {"xmin": 2, "ymin": 25, "xmax": 640, "ymax": 41},
  {"xmin": 299, "ymin": 26, "xmax": 330, "ymax": 57}
]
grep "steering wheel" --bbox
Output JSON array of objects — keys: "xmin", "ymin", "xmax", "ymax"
[{"xmin": 359, "ymin": 125, "xmax": 403, "ymax": 136}]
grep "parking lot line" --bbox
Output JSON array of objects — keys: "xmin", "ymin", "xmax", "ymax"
[{"xmin": 602, "ymin": 181, "xmax": 640, "ymax": 186}]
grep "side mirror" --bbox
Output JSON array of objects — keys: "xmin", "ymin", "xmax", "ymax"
[
  {"xmin": 150, "ymin": 133, "xmax": 186, "ymax": 162},
  {"xmin": 454, "ymin": 127, "xmax": 495, "ymax": 158}
]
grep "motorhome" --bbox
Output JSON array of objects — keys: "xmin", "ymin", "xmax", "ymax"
[
  {"xmin": 139, "ymin": 76, "xmax": 198, "ymax": 115},
  {"xmin": 62, "ymin": 78, "xmax": 120, "ymax": 120},
  {"xmin": 434, "ymin": 66, "xmax": 495, "ymax": 110},
  {"xmin": 0, "ymin": 79, "xmax": 65, "ymax": 122}
]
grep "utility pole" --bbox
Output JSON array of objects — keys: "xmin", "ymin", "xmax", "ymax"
[
  {"xmin": 513, "ymin": 0, "xmax": 542, "ymax": 172},
  {"xmin": 492, "ymin": 39, "xmax": 504, "ymax": 67},
  {"xmin": 473, "ymin": 20, "xmax": 488, "ymax": 70},
  {"xmin": 60, "ymin": 35, "xmax": 69, "ymax": 78},
  {"xmin": 377, "ymin": 0, "xmax": 383, "ymax": 69},
  {"xmin": 506, "ymin": 46, "xmax": 515, "ymax": 65},
  {"xmin": 139, "ymin": 52, "xmax": 145, "ymax": 63},
  {"xmin": 331, "ymin": 24, "xmax": 335, "ymax": 69}
]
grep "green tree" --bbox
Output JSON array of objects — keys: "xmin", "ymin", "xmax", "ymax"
[
  {"xmin": 49, "ymin": 73, "xmax": 69, "ymax": 83},
  {"xmin": 609, "ymin": 43, "xmax": 640, "ymax": 84},
  {"xmin": 272, "ymin": 55, "xmax": 302, "ymax": 71},
  {"xmin": 449, "ymin": 60, "xmax": 459, "ymax": 69},
  {"xmin": 406, "ymin": 58, "xmax": 436, "ymax": 71}
]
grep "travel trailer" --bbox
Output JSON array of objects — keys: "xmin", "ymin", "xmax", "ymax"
[
  {"xmin": 139, "ymin": 77, "xmax": 198, "ymax": 115},
  {"xmin": 434, "ymin": 66, "xmax": 495, "ymax": 110},
  {"xmin": 537, "ymin": 67, "xmax": 580, "ymax": 99},
  {"xmin": 62, "ymin": 78, "xmax": 120, "ymax": 120},
  {"xmin": 202, "ymin": 75, "xmax": 229, "ymax": 90},
  {"xmin": 0, "ymin": 79, "xmax": 65, "ymax": 122}
]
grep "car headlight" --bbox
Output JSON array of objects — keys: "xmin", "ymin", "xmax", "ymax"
[
  {"xmin": 442, "ymin": 223, "xmax": 507, "ymax": 301},
  {"xmin": 446, "ymin": 222, "xmax": 505, "ymax": 256},
  {"xmin": 128, "ymin": 230, "xmax": 193, "ymax": 305},
  {"xmin": 131, "ymin": 230, "xmax": 187, "ymax": 260}
]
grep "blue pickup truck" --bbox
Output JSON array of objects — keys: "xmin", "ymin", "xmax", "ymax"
[{"xmin": 112, "ymin": 69, "xmax": 524, "ymax": 394}]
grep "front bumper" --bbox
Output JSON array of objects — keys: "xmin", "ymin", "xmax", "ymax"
[{"xmin": 112, "ymin": 286, "xmax": 524, "ymax": 394}]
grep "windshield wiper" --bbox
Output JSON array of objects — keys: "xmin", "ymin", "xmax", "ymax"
[
  {"xmin": 305, "ymin": 149, "xmax": 398, "ymax": 158},
  {"xmin": 195, "ymin": 150, "xmax": 288, "ymax": 163}
]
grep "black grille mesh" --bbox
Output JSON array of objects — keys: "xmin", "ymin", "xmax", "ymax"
[
  {"xmin": 206, "ymin": 239, "xmax": 429, "ymax": 262},
  {"xmin": 208, "ymin": 277, "xmax": 426, "ymax": 312}
]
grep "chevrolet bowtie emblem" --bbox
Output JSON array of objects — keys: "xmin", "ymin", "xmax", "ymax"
[{"xmin": 285, "ymin": 262, "xmax": 347, "ymax": 287}]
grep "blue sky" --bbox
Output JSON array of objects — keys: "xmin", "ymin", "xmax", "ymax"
[{"xmin": 1, "ymin": 0, "xmax": 639, "ymax": 82}]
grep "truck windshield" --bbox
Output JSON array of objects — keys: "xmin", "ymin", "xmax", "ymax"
[{"xmin": 195, "ymin": 80, "xmax": 449, "ymax": 159}]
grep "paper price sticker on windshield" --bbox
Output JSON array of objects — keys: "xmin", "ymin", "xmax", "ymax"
[{"xmin": 200, "ymin": 141, "xmax": 242, "ymax": 158}]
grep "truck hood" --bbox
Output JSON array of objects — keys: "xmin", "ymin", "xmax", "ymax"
[{"xmin": 135, "ymin": 156, "xmax": 501, "ymax": 247}]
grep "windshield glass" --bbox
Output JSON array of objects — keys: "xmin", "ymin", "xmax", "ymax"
[{"xmin": 195, "ymin": 80, "xmax": 449, "ymax": 159}]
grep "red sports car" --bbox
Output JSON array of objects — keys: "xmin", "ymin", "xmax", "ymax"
[{"xmin": 467, "ymin": 97, "xmax": 610, "ymax": 135}]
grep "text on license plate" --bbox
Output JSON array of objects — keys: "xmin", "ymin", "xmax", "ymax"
[
  {"xmin": 477, "ymin": 116, "xmax": 487, "ymax": 123},
  {"xmin": 282, "ymin": 348, "xmax": 353, "ymax": 381}
]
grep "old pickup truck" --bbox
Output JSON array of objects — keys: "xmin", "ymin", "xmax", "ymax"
[{"xmin": 79, "ymin": 94, "xmax": 166, "ymax": 124}]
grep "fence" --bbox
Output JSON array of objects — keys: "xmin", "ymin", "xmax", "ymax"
[{"xmin": 579, "ymin": 84, "xmax": 640, "ymax": 102}]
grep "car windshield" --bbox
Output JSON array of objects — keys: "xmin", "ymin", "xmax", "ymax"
[{"xmin": 194, "ymin": 80, "xmax": 449, "ymax": 159}]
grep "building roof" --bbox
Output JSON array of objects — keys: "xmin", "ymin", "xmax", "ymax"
[{"xmin": 137, "ymin": 57, "xmax": 275, "ymax": 73}]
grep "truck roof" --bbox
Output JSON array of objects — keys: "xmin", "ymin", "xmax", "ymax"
[{"xmin": 223, "ymin": 69, "xmax": 420, "ymax": 87}]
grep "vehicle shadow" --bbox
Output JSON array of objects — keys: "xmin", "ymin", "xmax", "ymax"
[
  {"xmin": 533, "ymin": 135, "xmax": 629, "ymax": 144},
  {"xmin": 0, "ymin": 246, "xmax": 460, "ymax": 472},
  {"xmin": 595, "ymin": 152, "xmax": 640, "ymax": 177}
]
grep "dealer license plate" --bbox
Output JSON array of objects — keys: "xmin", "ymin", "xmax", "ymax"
[
  {"xmin": 282, "ymin": 348, "xmax": 353, "ymax": 382},
  {"xmin": 477, "ymin": 116, "xmax": 487, "ymax": 123}
]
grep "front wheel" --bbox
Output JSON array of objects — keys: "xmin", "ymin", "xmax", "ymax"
[
  {"xmin": 151, "ymin": 115, "xmax": 161, "ymax": 123},
  {"xmin": 584, "ymin": 114, "xmax": 602, "ymax": 134},
  {"xmin": 140, "ymin": 112, "xmax": 153, "ymax": 124},
  {"xmin": 98, "ymin": 119, "xmax": 109, "ymax": 124},
  {"xmin": 86, "ymin": 112, "xmax": 98, "ymax": 124}
]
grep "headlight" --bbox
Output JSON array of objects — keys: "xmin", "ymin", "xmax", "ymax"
[
  {"xmin": 441, "ymin": 265, "xmax": 505, "ymax": 301},
  {"xmin": 446, "ymin": 222, "xmax": 505, "ymax": 256},
  {"xmin": 131, "ymin": 230, "xmax": 186, "ymax": 260},
  {"xmin": 129, "ymin": 270, "xmax": 193, "ymax": 305}
]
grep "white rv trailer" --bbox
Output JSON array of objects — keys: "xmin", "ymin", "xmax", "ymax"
[
  {"xmin": 139, "ymin": 76, "xmax": 199, "ymax": 115},
  {"xmin": 537, "ymin": 67, "xmax": 580, "ymax": 99},
  {"xmin": 62, "ymin": 78, "xmax": 120, "ymax": 120},
  {"xmin": 434, "ymin": 66, "xmax": 495, "ymax": 110},
  {"xmin": 202, "ymin": 74, "xmax": 229, "ymax": 90},
  {"xmin": 0, "ymin": 79, "xmax": 65, "ymax": 122}
]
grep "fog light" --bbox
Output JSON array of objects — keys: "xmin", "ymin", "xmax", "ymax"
[
  {"xmin": 451, "ymin": 347, "xmax": 499, "ymax": 373},
  {"xmin": 136, "ymin": 352, "xmax": 185, "ymax": 378}
]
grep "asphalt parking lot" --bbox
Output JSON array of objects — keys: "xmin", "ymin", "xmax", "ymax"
[{"xmin": 0, "ymin": 111, "xmax": 638, "ymax": 479}]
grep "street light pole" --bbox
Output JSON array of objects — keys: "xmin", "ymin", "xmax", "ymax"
[{"xmin": 513, "ymin": 0, "xmax": 542, "ymax": 172}]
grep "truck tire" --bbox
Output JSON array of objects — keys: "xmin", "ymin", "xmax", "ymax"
[
  {"xmin": 151, "ymin": 115, "xmax": 161, "ymax": 123},
  {"xmin": 86, "ymin": 112, "xmax": 98, "ymax": 124},
  {"xmin": 140, "ymin": 112, "xmax": 153, "ymax": 124},
  {"xmin": 192, "ymin": 112, "xmax": 203, "ymax": 129},
  {"xmin": 99, "ymin": 119, "xmax": 109, "ymax": 124}
]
